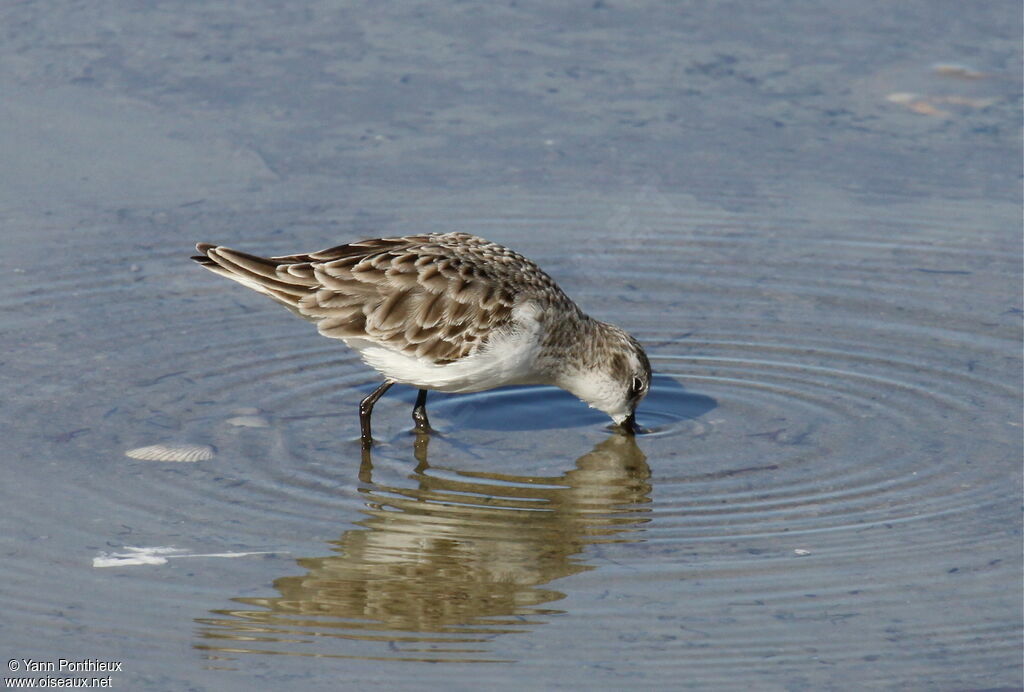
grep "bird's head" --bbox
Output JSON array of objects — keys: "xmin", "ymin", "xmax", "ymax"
[{"xmin": 557, "ymin": 323, "xmax": 651, "ymax": 433}]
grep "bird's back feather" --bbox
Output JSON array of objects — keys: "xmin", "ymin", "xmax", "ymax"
[{"xmin": 192, "ymin": 233, "xmax": 577, "ymax": 364}]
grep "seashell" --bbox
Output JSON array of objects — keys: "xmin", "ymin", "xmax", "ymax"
[{"xmin": 125, "ymin": 443, "xmax": 215, "ymax": 462}]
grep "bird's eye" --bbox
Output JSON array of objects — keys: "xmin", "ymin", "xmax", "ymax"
[{"xmin": 630, "ymin": 376, "xmax": 645, "ymax": 396}]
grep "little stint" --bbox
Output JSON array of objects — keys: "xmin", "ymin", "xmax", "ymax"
[{"xmin": 193, "ymin": 233, "xmax": 650, "ymax": 444}]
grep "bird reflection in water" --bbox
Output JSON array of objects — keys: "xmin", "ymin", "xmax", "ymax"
[{"xmin": 195, "ymin": 433, "xmax": 651, "ymax": 664}]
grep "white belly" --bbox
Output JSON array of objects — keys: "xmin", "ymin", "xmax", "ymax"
[{"xmin": 345, "ymin": 303, "xmax": 548, "ymax": 393}]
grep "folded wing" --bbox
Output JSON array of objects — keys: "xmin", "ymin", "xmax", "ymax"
[{"xmin": 193, "ymin": 234, "xmax": 518, "ymax": 363}]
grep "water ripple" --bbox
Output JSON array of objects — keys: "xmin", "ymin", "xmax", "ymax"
[{"xmin": 1, "ymin": 190, "xmax": 1018, "ymax": 678}]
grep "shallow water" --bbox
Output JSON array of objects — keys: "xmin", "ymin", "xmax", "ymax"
[{"xmin": 1, "ymin": 2, "xmax": 1021, "ymax": 690}]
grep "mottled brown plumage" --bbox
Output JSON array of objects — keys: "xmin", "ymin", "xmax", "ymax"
[
  {"xmin": 194, "ymin": 233, "xmax": 579, "ymax": 363},
  {"xmin": 192, "ymin": 232, "xmax": 650, "ymax": 443}
]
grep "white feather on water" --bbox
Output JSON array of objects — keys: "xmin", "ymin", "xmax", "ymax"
[{"xmin": 93, "ymin": 546, "xmax": 281, "ymax": 568}]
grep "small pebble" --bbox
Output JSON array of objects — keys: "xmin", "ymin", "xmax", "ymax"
[
  {"xmin": 932, "ymin": 63, "xmax": 987, "ymax": 80},
  {"xmin": 226, "ymin": 415, "xmax": 270, "ymax": 428}
]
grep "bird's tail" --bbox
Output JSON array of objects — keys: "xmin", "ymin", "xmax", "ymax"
[{"xmin": 191, "ymin": 243, "xmax": 317, "ymax": 311}]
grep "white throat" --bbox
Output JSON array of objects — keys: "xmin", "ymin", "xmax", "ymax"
[{"xmin": 557, "ymin": 368, "xmax": 631, "ymax": 424}]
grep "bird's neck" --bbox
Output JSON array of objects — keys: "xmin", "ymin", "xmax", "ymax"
[{"xmin": 538, "ymin": 314, "xmax": 619, "ymax": 377}]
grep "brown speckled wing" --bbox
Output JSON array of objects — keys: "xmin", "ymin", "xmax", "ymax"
[{"xmin": 195, "ymin": 233, "xmax": 572, "ymax": 363}]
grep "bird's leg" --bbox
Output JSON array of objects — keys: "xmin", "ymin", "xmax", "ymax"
[
  {"xmin": 412, "ymin": 389, "xmax": 431, "ymax": 433},
  {"xmin": 359, "ymin": 380, "xmax": 395, "ymax": 445}
]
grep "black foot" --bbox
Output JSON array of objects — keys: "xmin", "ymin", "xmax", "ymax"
[{"xmin": 412, "ymin": 389, "xmax": 432, "ymax": 433}]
